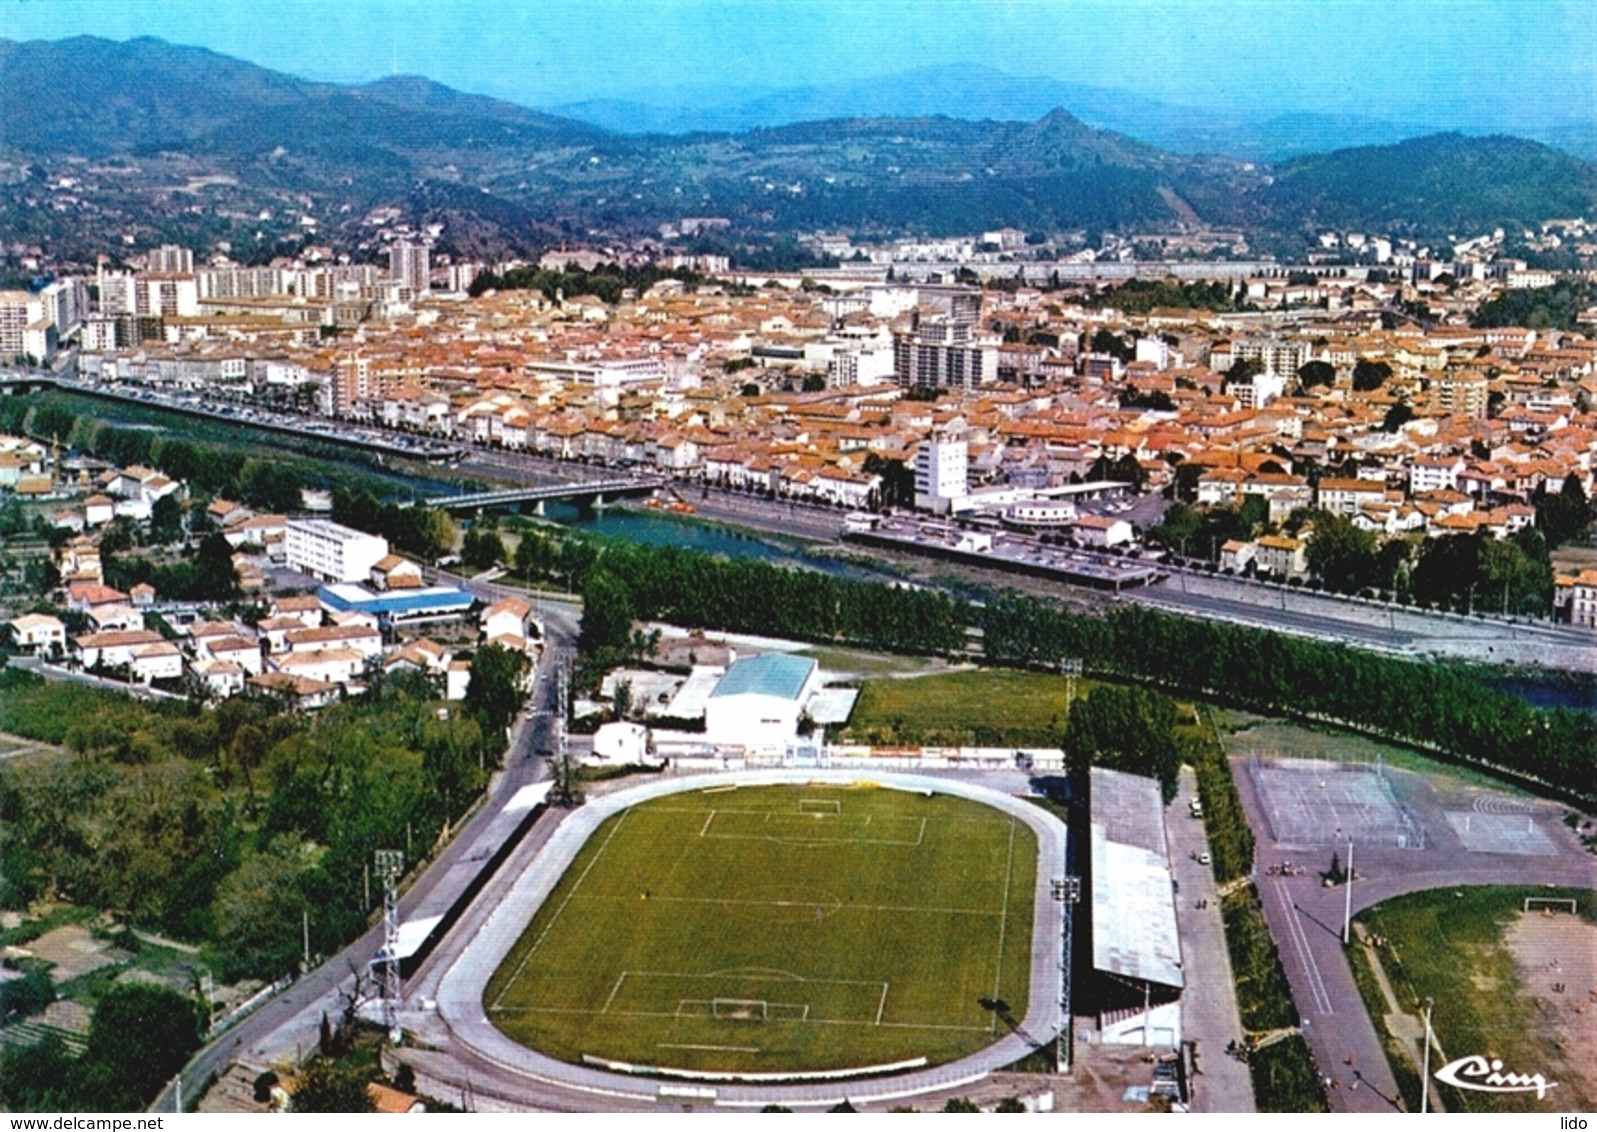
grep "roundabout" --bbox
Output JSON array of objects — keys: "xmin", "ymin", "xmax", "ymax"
[{"xmin": 432, "ymin": 768, "xmax": 1068, "ymax": 1109}]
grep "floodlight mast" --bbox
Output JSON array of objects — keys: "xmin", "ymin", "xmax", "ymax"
[
  {"xmin": 1055, "ymin": 875, "xmax": 1081, "ymax": 1073},
  {"xmin": 374, "ymin": 849, "xmax": 406, "ymax": 1044}
]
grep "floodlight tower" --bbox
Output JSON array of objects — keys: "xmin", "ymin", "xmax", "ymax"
[
  {"xmin": 1060, "ymin": 657, "xmax": 1083, "ymax": 711},
  {"xmin": 1053, "ymin": 874, "xmax": 1081, "ymax": 1072},
  {"xmin": 373, "ymin": 849, "xmax": 406, "ymax": 1044}
]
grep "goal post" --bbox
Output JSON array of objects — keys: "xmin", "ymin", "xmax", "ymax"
[
  {"xmin": 712, "ymin": 998, "xmax": 769, "ymax": 1021},
  {"xmin": 1524, "ymin": 897, "xmax": 1578, "ymax": 915}
]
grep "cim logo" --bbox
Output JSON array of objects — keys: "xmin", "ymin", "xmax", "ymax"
[{"xmin": 1433, "ymin": 1054, "xmax": 1557, "ymax": 1100}]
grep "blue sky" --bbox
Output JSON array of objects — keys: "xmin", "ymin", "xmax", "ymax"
[{"xmin": 2, "ymin": 0, "xmax": 1593, "ymax": 125}]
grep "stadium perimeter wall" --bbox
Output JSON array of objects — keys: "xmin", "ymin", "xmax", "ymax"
[{"xmin": 433, "ymin": 768, "xmax": 1068, "ymax": 1109}]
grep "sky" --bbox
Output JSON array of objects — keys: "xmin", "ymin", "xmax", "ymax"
[{"xmin": 2, "ymin": 0, "xmax": 1593, "ymax": 127}]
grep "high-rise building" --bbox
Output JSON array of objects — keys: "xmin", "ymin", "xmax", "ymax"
[
  {"xmin": 148, "ymin": 244, "xmax": 195, "ymax": 274},
  {"xmin": 893, "ymin": 331, "xmax": 997, "ymax": 391},
  {"xmin": 914, "ymin": 434, "xmax": 969, "ymax": 513},
  {"xmin": 0, "ymin": 291, "xmax": 47, "ymax": 358},
  {"xmin": 388, "ymin": 242, "xmax": 431, "ymax": 294}
]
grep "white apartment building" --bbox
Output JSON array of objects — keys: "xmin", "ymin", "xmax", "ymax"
[
  {"xmin": 0, "ymin": 290, "xmax": 51, "ymax": 360},
  {"xmin": 915, "ymin": 435, "xmax": 969, "ymax": 513},
  {"xmin": 389, "ymin": 241, "xmax": 431, "ymax": 294},
  {"xmin": 285, "ymin": 518, "xmax": 390, "ymax": 583}
]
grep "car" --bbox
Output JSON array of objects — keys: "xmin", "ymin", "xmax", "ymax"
[{"xmin": 1197, "ymin": 852, "xmax": 1211, "ymax": 866}]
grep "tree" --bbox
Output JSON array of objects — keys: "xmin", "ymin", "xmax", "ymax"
[
  {"xmin": 1351, "ymin": 359, "xmax": 1392, "ymax": 392},
  {"xmin": 942, "ymin": 1097, "xmax": 982, "ymax": 1112},
  {"xmin": 1063, "ymin": 685, "xmax": 1182, "ymax": 800},
  {"xmin": 464, "ymin": 644, "xmax": 530, "ymax": 736},
  {"xmin": 578, "ymin": 570, "xmax": 637, "ymax": 658},
  {"xmin": 82, "ymin": 983, "xmax": 206, "ymax": 1110},
  {"xmin": 1380, "ymin": 401, "xmax": 1416, "ymax": 433},
  {"xmin": 149, "ymin": 493, "xmax": 185, "ymax": 545},
  {"xmin": 801, "ymin": 373, "xmax": 827, "ymax": 392},
  {"xmin": 289, "ymin": 1057, "xmax": 376, "ymax": 1113},
  {"xmin": 1535, "ymin": 475, "xmax": 1592, "ymax": 548},
  {"xmin": 513, "ymin": 528, "xmax": 557, "ymax": 579},
  {"xmin": 211, "ymin": 834, "xmax": 317, "ymax": 980},
  {"xmin": 462, "ymin": 526, "xmax": 506, "ymax": 571},
  {"xmin": 1305, "ymin": 512, "xmax": 1379, "ymax": 593},
  {"xmin": 1296, "ymin": 360, "xmax": 1336, "ymax": 388}
]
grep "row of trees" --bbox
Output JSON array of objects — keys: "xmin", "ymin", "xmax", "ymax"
[
  {"xmin": 528, "ymin": 526, "xmax": 1592, "ymax": 800},
  {"xmin": 978, "ymin": 595, "xmax": 1596, "ymax": 800},
  {"xmin": 504, "ymin": 526, "xmax": 969, "ymax": 662}
]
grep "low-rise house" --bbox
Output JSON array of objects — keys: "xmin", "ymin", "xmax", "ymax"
[
  {"xmin": 248, "ymin": 672, "xmax": 338, "ymax": 711},
  {"xmin": 87, "ymin": 603, "xmax": 145, "ymax": 633},
  {"xmin": 481, "ymin": 596, "xmax": 539, "ymax": 644},
  {"xmin": 191, "ymin": 657, "xmax": 246, "ymax": 698},
  {"xmin": 1073, "ymin": 514, "xmax": 1134, "ymax": 548},
  {"xmin": 284, "ymin": 623, "xmax": 382, "ymax": 659},
  {"xmin": 7, "ymin": 613, "xmax": 66, "ymax": 655},
  {"xmin": 1219, "ymin": 539, "xmax": 1255, "ymax": 573},
  {"xmin": 84, "ymin": 494, "xmax": 115, "ymax": 527},
  {"xmin": 269, "ymin": 594, "xmax": 324, "ymax": 629},
  {"xmin": 73, "ymin": 628, "xmax": 168, "ymax": 670},
  {"xmin": 1254, "ymin": 534, "xmax": 1309, "ymax": 579},
  {"xmin": 1553, "ymin": 568, "xmax": 1597, "ymax": 629},
  {"xmin": 199, "ymin": 634, "xmax": 264, "ymax": 676},
  {"xmin": 130, "ymin": 641, "xmax": 183, "ymax": 683},
  {"xmin": 370, "ymin": 554, "xmax": 424, "ymax": 591}
]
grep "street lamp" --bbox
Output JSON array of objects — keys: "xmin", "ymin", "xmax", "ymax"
[{"xmin": 1420, "ymin": 996, "xmax": 1435, "ymax": 1113}]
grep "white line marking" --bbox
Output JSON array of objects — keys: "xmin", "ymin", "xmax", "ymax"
[
  {"xmin": 1275, "ymin": 877, "xmax": 1333, "ymax": 1016},
  {"xmin": 700, "ymin": 809, "xmax": 715, "ymax": 837},
  {"xmin": 875, "ymin": 982, "xmax": 890, "ymax": 1025},
  {"xmin": 658, "ymin": 1044, "xmax": 761, "ymax": 1053},
  {"xmin": 989, "ymin": 815, "xmax": 1018, "ymax": 1033},
  {"xmin": 602, "ymin": 971, "xmax": 629, "ymax": 1015},
  {"xmin": 492, "ymin": 807, "xmax": 632, "ymax": 1010}
]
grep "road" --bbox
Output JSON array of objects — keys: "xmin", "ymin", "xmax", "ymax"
[
  {"xmin": 150, "ymin": 599, "xmax": 582, "ymax": 1113},
  {"xmin": 1128, "ymin": 569, "xmax": 1597, "ymax": 672},
  {"xmin": 1228, "ymin": 754, "xmax": 1596, "ymax": 1113},
  {"xmin": 1166, "ymin": 769, "xmax": 1254, "ymax": 1113}
]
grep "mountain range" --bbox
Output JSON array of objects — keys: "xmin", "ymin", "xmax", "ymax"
[
  {"xmin": 548, "ymin": 63, "xmax": 1597, "ymax": 164},
  {"xmin": 1, "ymin": 37, "xmax": 1594, "ymax": 268}
]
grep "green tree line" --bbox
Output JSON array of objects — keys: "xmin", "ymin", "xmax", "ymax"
[{"xmin": 517, "ymin": 527, "xmax": 1593, "ymax": 800}]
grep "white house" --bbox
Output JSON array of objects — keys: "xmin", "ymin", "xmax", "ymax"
[
  {"xmin": 73, "ymin": 629, "xmax": 167, "ymax": 670},
  {"xmin": 130, "ymin": 641, "xmax": 183, "ymax": 683},
  {"xmin": 1073, "ymin": 515, "xmax": 1134, "ymax": 548},
  {"xmin": 480, "ymin": 596, "xmax": 539, "ymax": 645},
  {"xmin": 8, "ymin": 614, "xmax": 66, "ymax": 655}
]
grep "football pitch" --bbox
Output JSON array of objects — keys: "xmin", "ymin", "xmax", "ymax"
[{"xmin": 484, "ymin": 783, "xmax": 1039, "ymax": 1074}]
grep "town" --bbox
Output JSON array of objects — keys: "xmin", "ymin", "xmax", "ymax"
[{"xmin": 2, "ymin": 207, "xmax": 1595, "ymax": 1118}]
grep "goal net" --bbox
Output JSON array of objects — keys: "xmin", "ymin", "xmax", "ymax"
[
  {"xmin": 711, "ymin": 998, "xmax": 769, "ymax": 1022},
  {"xmin": 1524, "ymin": 897, "xmax": 1578, "ymax": 915}
]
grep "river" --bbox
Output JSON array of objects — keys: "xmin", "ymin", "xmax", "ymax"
[{"xmin": 542, "ymin": 502, "xmax": 888, "ymax": 582}]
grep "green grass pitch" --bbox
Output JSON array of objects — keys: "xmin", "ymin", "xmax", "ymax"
[{"xmin": 484, "ymin": 783, "xmax": 1039, "ymax": 1074}]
